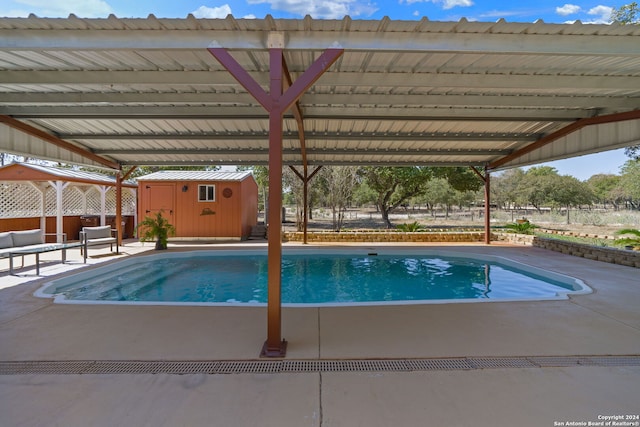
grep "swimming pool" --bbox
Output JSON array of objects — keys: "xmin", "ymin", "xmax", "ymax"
[{"xmin": 36, "ymin": 249, "xmax": 590, "ymax": 306}]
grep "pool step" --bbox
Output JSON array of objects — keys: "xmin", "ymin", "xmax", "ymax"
[{"xmin": 63, "ymin": 262, "xmax": 186, "ymax": 301}]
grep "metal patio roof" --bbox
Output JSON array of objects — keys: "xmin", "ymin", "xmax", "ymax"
[{"xmin": 0, "ymin": 15, "xmax": 639, "ymax": 172}]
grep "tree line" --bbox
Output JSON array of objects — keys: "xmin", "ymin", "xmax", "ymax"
[{"xmin": 250, "ymin": 159, "xmax": 640, "ymax": 230}]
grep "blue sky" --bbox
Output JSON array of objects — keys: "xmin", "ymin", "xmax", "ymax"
[
  {"xmin": 3, "ymin": 0, "xmax": 623, "ymax": 23},
  {"xmin": 2, "ymin": 0, "xmax": 634, "ymax": 179}
]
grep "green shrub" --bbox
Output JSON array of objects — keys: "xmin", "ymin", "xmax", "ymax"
[
  {"xmin": 396, "ymin": 221, "xmax": 423, "ymax": 232},
  {"xmin": 503, "ymin": 220, "xmax": 538, "ymax": 235},
  {"xmin": 614, "ymin": 228, "xmax": 640, "ymax": 250}
]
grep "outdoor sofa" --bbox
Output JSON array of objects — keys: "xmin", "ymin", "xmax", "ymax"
[{"xmin": 0, "ymin": 229, "xmax": 77, "ymax": 275}]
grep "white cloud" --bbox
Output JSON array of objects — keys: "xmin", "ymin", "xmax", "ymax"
[
  {"xmin": 556, "ymin": 4, "xmax": 581, "ymax": 16},
  {"xmin": 246, "ymin": 0, "xmax": 377, "ymax": 19},
  {"xmin": 588, "ymin": 5, "xmax": 613, "ymax": 20},
  {"xmin": 442, "ymin": 0, "xmax": 472, "ymax": 9},
  {"xmin": 191, "ymin": 4, "xmax": 232, "ymax": 18},
  {"xmin": 11, "ymin": 0, "xmax": 113, "ymax": 17},
  {"xmin": 399, "ymin": 0, "xmax": 473, "ymax": 9},
  {"xmin": 477, "ymin": 9, "xmax": 526, "ymax": 19},
  {"xmin": 566, "ymin": 5, "xmax": 612, "ymax": 23}
]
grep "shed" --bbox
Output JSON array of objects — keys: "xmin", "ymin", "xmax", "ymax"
[{"xmin": 136, "ymin": 171, "xmax": 258, "ymax": 241}]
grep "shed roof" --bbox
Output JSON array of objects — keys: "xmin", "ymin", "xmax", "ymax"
[
  {"xmin": 0, "ymin": 15, "xmax": 639, "ymax": 172},
  {"xmin": 136, "ymin": 170, "xmax": 253, "ymax": 182}
]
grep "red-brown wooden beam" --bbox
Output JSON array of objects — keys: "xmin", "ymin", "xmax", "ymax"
[
  {"xmin": 489, "ymin": 110, "xmax": 640, "ymax": 170},
  {"xmin": 115, "ymin": 167, "xmax": 138, "ymax": 245},
  {"xmin": 265, "ymin": 48, "xmax": 286, "ymax": 357},
  {"xmin": 470, "ymin": 166, "xmax": 491, "ymax": 244},
  {"xmin": 116, "ymin": 172, "xmax": 123, "ymax": 247},
  {"xmin": 208, "ymin": 45, "xmax": 343, "ymax": 357},
  {"xmin": 0, "ymin": 115, "xmax": 120, "ymax": 170},
  {"xmin": 282, "ymin": 57, "xmax": 311, "ymax": 244},
  {"xmin": 483, "ymin": 166, "xmax": 491, "ymax": 245}
]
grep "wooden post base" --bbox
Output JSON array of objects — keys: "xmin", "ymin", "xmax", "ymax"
[{"xmin": 260, "ymin": 339, "xmax": 288, "ymax": 358}]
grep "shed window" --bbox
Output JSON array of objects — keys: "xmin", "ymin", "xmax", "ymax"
[{"xmin": 198, "ymin": 185, "xmax": 216, "ymax": 202}]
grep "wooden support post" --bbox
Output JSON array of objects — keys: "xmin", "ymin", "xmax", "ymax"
[
  {"xmin": 208, "ymin": 43, "xmax": 343, "ymax": 358},
  {"xmin": 484, "ymin": 166, "xmax": 491, "ymax": 245},
  {"xmin": 116, "ymin": 172, "xmax": 123, "ymax": 246},
  {"xmin": 263, "ymin": 48, "xmax": 286, "ymax": 357}
]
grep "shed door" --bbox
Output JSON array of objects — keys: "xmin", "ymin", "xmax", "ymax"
[{"xmin": 144, "ymin": 184, "xmax": 175, "ymax": 222}]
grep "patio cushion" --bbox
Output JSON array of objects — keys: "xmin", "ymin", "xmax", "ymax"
[
  {"xmin": 0, "ymin": 232, "xmax": 13, "ymax": 249},
  {"xmin": 83, "ymin": 225, "xmax": 112, "ymax": 240},
  {"xmin": 11, "ymin": 229, "xmax": 44, "ymax": 247}
]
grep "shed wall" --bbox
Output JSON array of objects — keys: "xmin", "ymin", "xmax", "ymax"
[{"xmin": 138, "ymin": 178, "xmax": 257, "ymax": 239}]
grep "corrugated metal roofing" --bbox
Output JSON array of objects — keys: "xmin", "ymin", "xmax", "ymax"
[
  {"xmin": 0, "ymin": 162, "xmax": 137, "ymax": 186},
  {"xmin": 0, "ymin": 15, "xmax": 639, "ymax": 172},
  {"xmin": 136, "ymin": 170, "xmax": 253, "ymax": 181}
]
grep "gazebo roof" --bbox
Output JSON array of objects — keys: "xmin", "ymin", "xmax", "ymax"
[
  {"xmin": 0, "ymin": 15, "xmax": 639, "ymax": 172},
  {"xmin": 0, "ymin": 163, "xmax": 137, "ymax": 187}
]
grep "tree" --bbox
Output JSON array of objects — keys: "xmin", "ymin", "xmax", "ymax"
[
  {"xmin": 491, "ymin": 168, "xmax": 527, "ymax": 209},
  {"xmin": 282, "ymin": 167, "xmax": 306, "ymax": 230},
  {"xmin": 421, "ymin": 178, "xmax": 454, "ymax": 217},
  {"xmin": 617, "ymin": 160, "xmax": 640, "ymax": 209},
  {"xmin": 587, "ymin": 174, "xmax": 622, "ymax": 208},
  {"xmin": 358, "ymin": 166, "xmax": 483, "ymax": 228},
  {"xmin": 316, "ymin": 166, "xmax": 359, "ymax": 231},
  {"xmin": 518, "ymin": 167, "xmax": 561, "ymax": 211},
  {"xmin": 610, "ymin": 2, "xmax": 640, "ymax": 160},
  {"xmin": 357, "ymin": 167, "xmax": 433, "ymax": 228},
  {"xmin": 549, "ymin": 175, "xmax": 594, "ymax": 223},
  {"xmin": 610, "ymin": 1, "xmax": 639, "ymax": 24},
  {"xmin": 244, "ymin": 166, "xmax": 269, "ymax": 216}
]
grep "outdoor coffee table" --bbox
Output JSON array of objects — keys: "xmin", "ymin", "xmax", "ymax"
[{"xmin": 9, "ymin": 242, "xmax": 83, "ymax": 275}]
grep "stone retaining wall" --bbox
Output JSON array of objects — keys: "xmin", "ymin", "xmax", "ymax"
[
  {"xmin": 283, "ymin": 231, "xmax": 488, "ymax": 243},
  {"xmin": 532, "ymin": 236, "xmax": 640, "ymax": 268}
]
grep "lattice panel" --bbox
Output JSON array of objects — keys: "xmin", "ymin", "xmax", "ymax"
[
  {"xmin": 122, "ymin": 189, "xmax": 137, "ymax": 215},
  {"xmin": 2, "ymin": 183, "xmax": 137, "ymax": 218},
  {"xmin": 85, "ymin": 187, "xmax": 103, "ymax": 214},
  {"xmin": 64, "ymin": 186, "xmax": 86, "ymax": 215},
  {"xmin": 105, "ymin": 189, "xmax": 117, "ymax": 214},
  {"xmin": 0, "ymin": 183, "xmax": 42, "ymax": 218},
  {"xmin": 45, "ymin": 187, "xmax": 57, "ymax": 216}
]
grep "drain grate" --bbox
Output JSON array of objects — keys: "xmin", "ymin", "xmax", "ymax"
[
  {"xmin": 469, "ymin": 357, "xmax": 538, "ymax": 369},
  {"xmin": 406, "ymin": 358, "xmax": 473, "ymax": 371},
  {"xmin": 1, "ymin": 356, "xmax": 638, "ymax": 375}
]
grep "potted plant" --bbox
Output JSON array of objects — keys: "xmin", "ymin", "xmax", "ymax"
[
  {"xmin": 614, "ymin": 228, "xmax": 640, "ymax": 251},
  {"xmin": 134, "ymin": 211, "xmax": 176, "ymax": 250}
]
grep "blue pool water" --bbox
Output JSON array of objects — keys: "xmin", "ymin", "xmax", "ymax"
[{"xmin": 37, "ymin": 250, "xmax": 589, "ymax": 306}]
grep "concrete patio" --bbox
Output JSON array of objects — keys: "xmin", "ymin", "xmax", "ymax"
[{"xmin": 1, "ymin": 241, "xmax": 638, "ymax": 427}]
